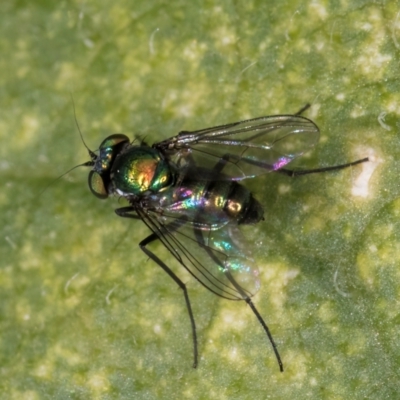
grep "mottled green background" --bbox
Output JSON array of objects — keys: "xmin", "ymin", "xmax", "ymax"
[{"xmin": 1, "ymin": 0, "xmax": 400, "ymax": 399}]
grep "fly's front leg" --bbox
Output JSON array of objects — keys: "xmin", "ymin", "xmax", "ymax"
[
  {"xmin": 115, "ymin": 206, "xmax": 142, "ymax": 220},
  {"xmin": 139, "ymin": 232, "xmax": 198, "ymax": 368}
]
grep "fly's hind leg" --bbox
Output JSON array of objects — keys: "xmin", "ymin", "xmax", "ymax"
[
  {"xmin": 193, "ymin": 227, "xmax": 283, "ymax": 372},
  {"xmin": 277, "ymin": 157, "xmax": 369, "ymax": 177},
  {"xmin": 115, "ymin": 206, "xmax": 198, "ymax": 368},
  {"xmin": 294, "ymin": 103, "xmax": 311, "ymax": 116}
]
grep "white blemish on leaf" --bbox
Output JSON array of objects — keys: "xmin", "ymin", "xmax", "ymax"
[
  {"xmin": 335, "ymin": 93, "xmax": 345, "ymax": 102},
  {"xmin": 377, "ymin": 112, "xmax": 392, "ymax": 131},
  {"xmin": 5, "ymin": 236, "xmax": 17, "ymax": 250},
  {"xmin": 350, "ymin": 105, "xmax": 366, "ymax": 119},
  {"xmin": 278, "ymin": 184, "xmax": 291, "ymax": 195},
  {"xmin": 309, "ymin": 1, "xmax": 328, "ymax": 20},
  {"xmin": 236, "ymin": 61, "xmax": 257, "ymax": 81},
  {"xmin": 285, "ymin": 10, "xmax": 300, "ymax": 41},
  {"xmin": 333, "ymin": 266, "xmax": 350, "ymax": 298},
  {"xmin": 105, "ymin": 284, "xmax": 119, "ymax": 305},
  {"xmin": 83, "ymin": 38, "xmax": 94, "ymax": 48},
  {"xmin": 351, "ymin": 148, "xmax": 381, "ymax": 198},
  {"xmin": 64, "ymin": 272, "xmax": 79, "ymax": 294},
  {"xmin": 149, "ymin": 28, "xmax": 160, "ymax": 55},
  {"xmin": 392, "ymin": 11, "xmax": 400, "ymax": 49},
  {"xmin": 283, "ymin": 269, "xmax": 300, "ymax": 286}
]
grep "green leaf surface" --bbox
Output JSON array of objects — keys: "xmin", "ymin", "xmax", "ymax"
[{"xmin": 1, "ymin": 1, "xmax": 399, "ymax": 399}]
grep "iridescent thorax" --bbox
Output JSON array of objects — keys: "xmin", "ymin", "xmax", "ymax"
[{"xmin": 111, "ymin": 146, "xmax": 172, "ymax": 196}]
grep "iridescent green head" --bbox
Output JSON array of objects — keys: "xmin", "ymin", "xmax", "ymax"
[{"xmin": 88, "ymin": 134, "xmax": 130, "ymax": 199}]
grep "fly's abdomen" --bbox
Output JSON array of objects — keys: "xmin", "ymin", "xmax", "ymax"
[
  {"xmin": 208, "ymin": 181, "xmax": 264, "ymax": 225},
  {"xmin": 157, "ymin": 180, "xmax": 264, "ymax": 228}
]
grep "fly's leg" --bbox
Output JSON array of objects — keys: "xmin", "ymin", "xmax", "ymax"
[
  {"xmin": 193, "ymin": 227, "xmax": 283, "ymax": 372},
  {"xmin": 115, "ymin": 207, "xmax": 141, "ymax": 219},
  {"xmin": 208, "ymin": 138, "xmax": 368, "ymax": 179},
  {"xmin": 294, "ymin": 103, "xmax": 311, "ymax": 116},
  {"xmin": 208, "ymin": 103, "xmax": 367, "ymax": 177},
  {"xmin": 192, "ymin": 150, "xmax": 283, "ymax": 370},
  {"xmin": 277, "ymin": 157, "xmax": 369, "ymax": 177},
  {"xmin": 115, "ymin": 206, "xmax": 199, "ymax": 368},
  {"xmin": 246, "ymin": 298, "xmax": 283, "ymax": 371},
  {"xmin": 224, "ymin": 268, "xmax": 284, "ymax": 372},
  {"xmin": 283, "ymin": 103, "xmax": 369, "ymax": 175}
]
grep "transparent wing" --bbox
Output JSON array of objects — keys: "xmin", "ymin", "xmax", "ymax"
[
  {"xmin": 137, "ymin": 207, "xmax": 260, "ymax": 301},
  {"xmin": 155, "ymin": 115, "xmax": 319, "ymax": 180}
]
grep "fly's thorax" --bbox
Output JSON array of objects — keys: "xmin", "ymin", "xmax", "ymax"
[{"xmin": 111, "ymin": 146, "xmax": 173, "ymax": 196}]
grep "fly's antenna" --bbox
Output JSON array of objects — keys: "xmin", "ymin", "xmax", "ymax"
[
  {"xmin": 39, "ymin": 95, "xmax": 97, "ymax": 197},
  {"xmin": 38, "ymin": 160, "xmax": 94, "ymax": 197},
  {"xmin": 70, "ymin": 93, "xmax": 97, "ymax": 159}
]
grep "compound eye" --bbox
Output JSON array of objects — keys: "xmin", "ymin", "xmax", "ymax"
[
  {"xmin": 88, "ymin": 170, "xmax": 108, "ymax": 199},
  {"xmin": 95, "ymin": 134, "xmax": 130, "ymax": 174},
  {"xmin": 99, "ymin": 134, "xmax": 130, "ymax": 150}
]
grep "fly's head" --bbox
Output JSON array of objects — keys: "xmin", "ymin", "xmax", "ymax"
[{"xmin": 87, "ymin": 134, "xmax": 130, "ymax": 199}]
